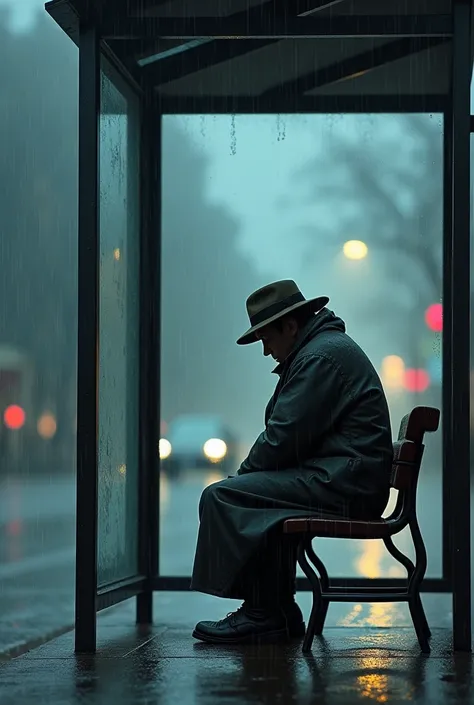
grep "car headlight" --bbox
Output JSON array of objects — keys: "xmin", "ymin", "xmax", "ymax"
[
  {"xmin": 159, "ymin": 438, "xmax": 172, "ymax": 460},
  {"xmin": 203, "ymin": 438, "xmax": 227, "ymax": 462}
]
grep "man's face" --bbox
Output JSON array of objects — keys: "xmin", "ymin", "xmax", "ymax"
[{"xmin": 256, "ymin": 318, "xmax": 299, "ymax": 364}]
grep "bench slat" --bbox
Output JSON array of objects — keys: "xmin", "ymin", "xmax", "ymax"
[{"xmin": 283, "ymin": 517, "xmax": 391, "ymax": 539}]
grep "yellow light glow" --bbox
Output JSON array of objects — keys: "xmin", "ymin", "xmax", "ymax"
[
  {"xmin": 159, "ymin": 438, "xmax": 172, "ymax": 459},
  {"xmin": 37, "ymin": 412, "xmax": 57, "ymax": 439},
  {"xmin": 381, "ymin": 355, "xmax": 405, "ymax": 391},
  {"xmin": 337, "ymin": 539, "xmax": 401, "ymax": 629},
  {"xmin": 343, "ymin": 240, "xmax": 368, "ymax": 260},
  {"xmin": 114, "ymin": 248, "xmax": 121, "ymax": 261},
  {"xmin": 118, "ymin": 464, "xmax": 126, "ymax": 475},
  {"xmin": 356, "ymin": 672, "xmax": 389, "ymax": 702},
  {"xmin": 203, "ymin": 438, "xmax": 227, "ymax": 462}
]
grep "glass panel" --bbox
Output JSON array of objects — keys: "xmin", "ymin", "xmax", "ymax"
[
  {"xmin": 160, "ymin": 115, "xmax": 443, "ymax": 597},
  {"xmin": 0, "ymin": 18, "xmax": 78, "ymax": 651},
  {"xmin": 471, "ymin": 128, "xmax": 474, "ymax": 645},
  {"xmin": 97, "ymin": 60, "xmax": 140, "ymax": 587},
  {"xmin": 470, "ymin": 74, "xmax": 474, "ymax": 645}
]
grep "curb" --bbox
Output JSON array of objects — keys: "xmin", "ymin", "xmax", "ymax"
[{"xmin": 0, "ymin": 623, "xmax": 74, "ymax": 662}]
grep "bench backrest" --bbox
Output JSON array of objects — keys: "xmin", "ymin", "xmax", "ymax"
[{"xmin": 390, "ymin": 406, "xmax": 440, "ymax": 492}]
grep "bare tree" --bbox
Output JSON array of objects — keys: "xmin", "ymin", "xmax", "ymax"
[
  {"xmin": 287, "ymin": 113, "xmax": 444, "ymax": 464},
  {"xmin": 289, "ymin": 113, "xmax": 443, "ymax": 348}
]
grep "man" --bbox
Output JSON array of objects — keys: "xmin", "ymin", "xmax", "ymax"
[{"xmin": 191, "ymin": 280, "xmax": 393, "ymax": 644}]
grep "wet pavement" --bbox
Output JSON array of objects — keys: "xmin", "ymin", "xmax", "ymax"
[
  {"xmin": 0, "ymin": 594, "xmax": 471, "ymax": 705},
  {"xmin": 0, "ymin": 469, "xmax": 471, "ymax": 703},
  {"xmin": 0, "ymin": 476, "xmax": 75, "ymax": 657},
  {"xmin": 0, "ymin": 468, "xmax": 455, "ymax": 659}
]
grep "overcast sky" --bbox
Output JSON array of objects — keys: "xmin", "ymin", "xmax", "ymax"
[
  {"xmin": 0, "ymin": 0, "xmax": 41, "ymax": 32},
  {"xmin": 5, "ymin": 2, "xmax": 450, "ymax": 317},
  {"xmin": 4, "ymin": 0, "xmax": 448, "ymax": 442},
  {"xmin": 7, "ymin": 1, "xmax": 448, "ymax": 335}
]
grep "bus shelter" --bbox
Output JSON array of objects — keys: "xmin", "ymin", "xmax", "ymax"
[{"xmin": 45, "ymin": 0, "xmax": 473, "ymax": 654}]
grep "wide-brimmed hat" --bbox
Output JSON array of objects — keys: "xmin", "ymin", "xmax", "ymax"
[{"xmin": 236, "ymin": 280, "xmax": 329, "ymax": 345}]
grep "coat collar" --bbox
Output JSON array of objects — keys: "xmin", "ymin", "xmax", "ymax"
[
  {"xmin": 271, "ymin": 314, "xmax": 321, "ymax": 376},
  {"xmin": 271, "ymin": 308, "xmax": 341, "ymax": 375}
]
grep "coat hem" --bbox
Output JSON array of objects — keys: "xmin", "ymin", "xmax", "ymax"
[{"xmin": 189, "ymin": 584, "xmax": 236, "ymax": 599}]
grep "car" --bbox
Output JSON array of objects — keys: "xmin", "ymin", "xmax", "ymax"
[{"xmin": 159, "ymin": 414, "xmax": 239, "ymax": 477}]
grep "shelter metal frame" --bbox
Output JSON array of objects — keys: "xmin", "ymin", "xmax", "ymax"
[{"xmin": 45, "ymin": 0, "xmax": 472, "ymax": 654}]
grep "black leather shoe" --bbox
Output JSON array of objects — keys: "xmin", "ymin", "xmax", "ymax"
[{"xmin": 192, "ymin": 601, "xmax": 305, "ymax": 644}]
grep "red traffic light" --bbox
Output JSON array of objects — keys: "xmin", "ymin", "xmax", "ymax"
[
  {"xmin": 4, "ymin": 405, "xmax": 26, "ymax": 430},
  {"xmin": 404, "ymin": 369, "xmax": 430, "ymax": 393},
  {"xmin": 425, "ymin": 303, "xmax": 443, "ymax": 332}
]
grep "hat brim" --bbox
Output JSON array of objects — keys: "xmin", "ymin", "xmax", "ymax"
[{"xmin": 236, "ymin": 296, "xmax": 330, "ymax": 346}]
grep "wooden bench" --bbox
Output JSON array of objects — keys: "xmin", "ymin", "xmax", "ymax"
[{"xmin": 283, "ymin": 405, "xmax": 440, "ymax": 654}]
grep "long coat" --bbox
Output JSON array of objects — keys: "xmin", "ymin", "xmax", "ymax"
[{"xmin": 190, "ymin": 308, "xmax": 393, "ymax": 598}]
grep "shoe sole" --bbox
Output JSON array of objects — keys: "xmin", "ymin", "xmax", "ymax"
[{"xmin": 192, "ymin": 621, "xmax": 306, "ymax": 645}]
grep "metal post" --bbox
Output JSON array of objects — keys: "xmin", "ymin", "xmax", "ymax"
[
  {"xmin": 75, "ymin": 23, "xmax": 100, "ymax": 654},
  {"xmin": 136, "ymin": 93, "xmax": 161, "ymax": 623},
  {"xmin": 450, "ymin": 0, "xmax": 472, "ymax": 653},
  {"xmin": 442, "ymin": 107, "xmax": 453, "ymax": 585},
  {"xmin": 125, "ymin": 70, "xmax": 141, "ymax": 590}
]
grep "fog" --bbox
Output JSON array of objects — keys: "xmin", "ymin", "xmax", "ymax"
[
  {"xmin": 0, "ymin": 4, "xmax": 445, "ymax": 465},
  {"xmin": 0, "ymin": 0, "xmax": 460, "ymax": 658}
]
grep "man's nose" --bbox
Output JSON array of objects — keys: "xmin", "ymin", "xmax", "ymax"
[{"xmin": 263, "ymin": 344, "xmax": 271, "ymax": 357}]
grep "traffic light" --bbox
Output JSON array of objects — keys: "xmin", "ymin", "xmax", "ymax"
[
  {"xmin": 425, "ymin": 303, "xmax": 443, "ymax": 332},
  {"xmin": 404, "ymin": 369, "xmax": 430, "ymax": 393},
  {"xmin": 3, "ymin": 404, "xmax": 26, "ymax": 430}
]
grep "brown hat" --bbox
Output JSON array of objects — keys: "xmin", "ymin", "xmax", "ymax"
[{"xmin": 236, "ymin": 280, "xmax": 329, "ymax": 346}]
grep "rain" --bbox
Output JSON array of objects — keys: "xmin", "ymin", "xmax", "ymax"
[{"xmin": 0, "ymin": 0, "xmax": 468, "ymax": 664}]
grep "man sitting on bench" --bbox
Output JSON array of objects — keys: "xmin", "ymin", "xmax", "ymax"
[{"xmin": 190, "ymin": 279, "xmax": 393, "ymax": 645}]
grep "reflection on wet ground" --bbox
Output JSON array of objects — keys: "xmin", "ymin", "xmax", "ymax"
[
  {"xmin": 0, "ymin": 468, "xmax": 452, "ymax": 659},
  {"xmin": 0, "ymin": 600, "xmax": 468, "ymax": 705},
  {"xmin": 0, "ymin": 468, "xmax": 466, "ymax": 704}
]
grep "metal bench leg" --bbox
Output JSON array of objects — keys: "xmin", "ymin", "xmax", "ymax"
[
  {"xmin": 408, "ymin": 517, "xmax": 431, "ymax": 653},
  {"xmin": 408, "ymin": 596, "xmax": 431, "ymax": 654},
  {"xmin": 306, "ymin": 539, "xmax": 330, "ymax": 590},
  {"xmin": 297, "ymin": 540, "xmax": 323, "ymax": 653},
  {"xmin": 411, "ymin": 593, "xmax": 431, "ymax": 638},
  {"xmin": 305, "ymin": 538, "xmax": 330, "ymax": 634},
  {"xmin": 383, "ymin": 536, "xmax": 415, "ymax": 579}
]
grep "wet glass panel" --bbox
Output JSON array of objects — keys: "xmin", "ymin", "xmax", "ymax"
[
  {"xmin": 159, "ymin": 115, "xmax": 444, "ymax": 610},
  {"xmin": 97, "ymin": 59, "xmax": 140, "ymax": 587},
  {"xmin": 0, "ymin": 16, "xmax": 78, "ymax": 651},
  {"xmin": 470, "ymin": 116, "xmax": 474, "ymax": 645}
]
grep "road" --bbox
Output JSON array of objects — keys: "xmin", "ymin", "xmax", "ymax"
[{"xmin": 0, "ymin": 470, "xmax": 448, "ymax": 654}]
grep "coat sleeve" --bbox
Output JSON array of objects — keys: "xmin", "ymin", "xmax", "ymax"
[{"xmin": 238, "ymin": 353, "xmax": 348, "ymax": 474}]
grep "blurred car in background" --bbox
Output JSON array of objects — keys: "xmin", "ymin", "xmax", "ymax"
[{"xmin": 159, "ymin": 414, "xmax": 239, "ymax": 477}]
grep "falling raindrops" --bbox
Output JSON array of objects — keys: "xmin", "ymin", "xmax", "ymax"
[
  {"xmin": 199, "ymin": 114, "xmax": 206, "ymax": 138},
  {"xmin": 229, "ymin": 114, "xmax": 237, "ymax": 156},
  {"xmin": 276, "ymin": 113, "xmax": 286, "ymax": 142}
]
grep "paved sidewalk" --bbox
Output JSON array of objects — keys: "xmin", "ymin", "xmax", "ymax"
[{"xmin": 0, "ymin": 593, "xmax": 471, "ymax": 705}]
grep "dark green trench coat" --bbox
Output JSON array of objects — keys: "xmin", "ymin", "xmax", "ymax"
[{"xmin": 190, "ymin": 309, "xmax": 393, "ymax": 598}]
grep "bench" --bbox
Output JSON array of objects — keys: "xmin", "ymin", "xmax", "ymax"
[{"xmin": 283, "ymin": 405, "xmax": 440, "ymax": 654}]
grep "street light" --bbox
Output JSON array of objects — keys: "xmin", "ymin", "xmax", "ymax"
[
  {"xmin": 381, "ymin": 355, "xmax": 405, "ymax": 390},
  {"xmin": 343, "ymin": 240, "xmax": 368, "ymax": 260}
]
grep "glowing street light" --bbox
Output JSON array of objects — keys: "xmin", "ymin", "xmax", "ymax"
[
  {"xmin": 343, "ymin": 240, "xmax": 368, "ymax": 260},
  {"xmin": 381, "ymin": 355, "xmax": 405, "ymax": 390},
  {"xmin": 37, "ymin": 412, "xmax": 57, "ymax": 439}
]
